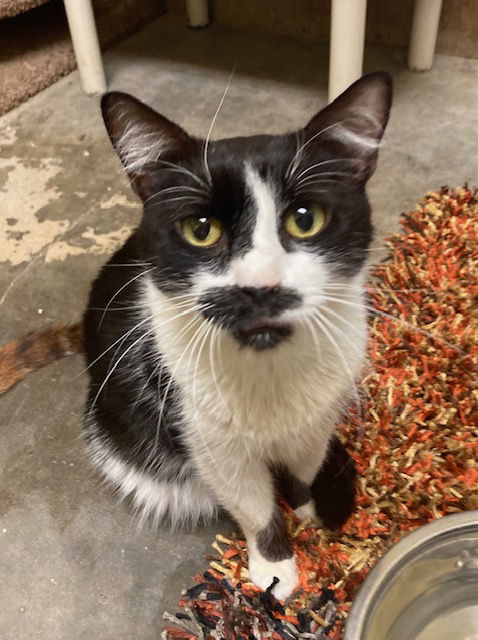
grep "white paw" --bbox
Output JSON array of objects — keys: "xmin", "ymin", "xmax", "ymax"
[
  {"xmin": 294, "ymin": 500, "xmax": 322, "ymax": 526},
  {"xmin": 248, "ymin": 553, "xmax": 298, "ymax": 601}
]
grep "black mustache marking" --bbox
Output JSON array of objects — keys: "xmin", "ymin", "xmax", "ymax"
[{"xmin": 199, "ymin": 286, "xmax": 301, "ymax": 350}]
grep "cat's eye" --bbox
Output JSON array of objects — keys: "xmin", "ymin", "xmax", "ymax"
[
  {"xmin": 180, "ymin": 216, "xmax": 223, "ymax": 247},
  {"xmin": 284, "ymin": 203, "xmax": 326, "ymax": 239}
]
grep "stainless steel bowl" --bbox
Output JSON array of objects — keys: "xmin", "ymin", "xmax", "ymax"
[{"xmin": 344, "ymin": 511, "xmax": 478, "ymax": 640}]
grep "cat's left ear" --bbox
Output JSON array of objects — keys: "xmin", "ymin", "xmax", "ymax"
[
  {"xmin": 101, "ymin": 91, "xmax": 197, "ymax": 200},
  {"xmin": 304, "ymin": 72, "xmax": 393, "ymax": 182}
]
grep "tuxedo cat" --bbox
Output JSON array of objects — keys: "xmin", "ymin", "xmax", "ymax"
[{"xmin": 83, "ymin": 72, "xmax": 392, "ymax": 600}]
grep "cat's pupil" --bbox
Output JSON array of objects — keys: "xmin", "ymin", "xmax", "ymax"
[
  {"xmin": 193, "ymin": 217, "xmax": 211, "ymax": 241},
  {"xmin": 295, "ymin": 207, "xmax": 313, "ymax": 232}
]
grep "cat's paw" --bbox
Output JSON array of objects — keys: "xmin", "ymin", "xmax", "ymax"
[
  {"xmin": 294, "ymin": 499, "xmax": 322, "ymax": 525},
  {"xmin": 248, "ymin": 554, "xmax": 298, "ymax": 601}
]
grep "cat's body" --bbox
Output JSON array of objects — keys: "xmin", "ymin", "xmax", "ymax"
[
  {"xmin": 81, "ymin": 72, "xmax": 392, "ymax": 600},
  {"xmin": 84, "ymin": 212, "xmax": 365, "ymax": 525}
]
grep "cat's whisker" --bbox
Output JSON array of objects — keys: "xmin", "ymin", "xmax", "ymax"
[
  {"xmin": 304, "ymin": 313, "xmax": 364, "ymax": 423},
  {"xmin": 94, "ymin": 295, "xmax": 198, "ymax": 315},
  {"xmin": 311, "ymin": 311, "xmax": 361, "ymax": 409},
  {"xmin": 98, "ymin": 267, "xmax": 156, "ymax": 330},
  {"xmin": 294, "ymin": 179, "xmax": 341, "ymax": 193},
  {"xmin": 319, "ymin": 292, "xmax": 464, "ymax": 353},
  {"xmin": 152, "ymin": 184, "xmax": 208, "ymax": 197},
  {"xmin": 130, "ymin": 307, "xmax": 205, "ymax": 422},
  {"xmin": 284, "ymin": 129, "xmax": 305, "ymax": 184},
  {"xmin": 293, "ymin": 158, "xmax": 358, "ymax": 182},
  {"xmin": 88, "ymin": 305, "xmax": 144, "ymax": 312},
  {"xmin": 208, "ymin": 323, "xmax": 229, "ymax": 410},
  {"xmin": 182, "ymin": 322, "xmax": 235, "ymax": 488},
  {"xmin": 191, "ymin": 320, "xmax": 215, "ymax": 411},
  {"xmin": 286, "ymin": 120, "xmax": 349, "ymax": 182},
  {"xmin": 102, "ymin": 262, "xmax": 152, "ymax": 268},
  {"xmin": 154, "ymin": 316, "xmax": 206, "ymax": 446},
  {"xmin": 293, "ymin": 187, "xmax": 328, "ymax": 198},
  {"xmin": 294, "ymin": 171, "xmax": 352, "ymax": 188},
  {"xmin": 149, "ymin": 195, "xmax": 209, "ymax": 207},
  {"xmin": 322, "ymin": 282, "xmax": 457, "ymax": 294},
  {"xmin": 78, "ymin": 316, "xmax": 154, "ymax": 376},
  {"xmin": 164, "ymin": 292, "xmax": 202, "ymax": 303},
  {"xmin": 147, "ymin": 314, "xmax": 205, "ymax": 468},
  {"xmin": 89, "ymin": 326, "xmax": 157, "ymax": 412},
  {"xmin": 81, "ymin": 302, "xmax": 207, "ymax": 377},
  {"xmin": 302, "ymin": 316, "xmax": 322, "ymax": 357},
  {"xmin": 320, "ymin": 304, "xmax": 365, "ymax": 338},
  {"xmin": 143, "ymin": 184, "xmax": 209, "ymax": 208},
  {"xmin": 103, "ymin": 300, "xmax": 204, "ymax": 374},
  {"xmin": 156, "ymin": 160, "xmax": 209, "ymax": 191},
  {"xmin": 130, "ymin": 357, "xmax": 164, "ymax": 420},
  {"xmin": 203, "ymin": 65, "xmax": 236, "ymax": 186}
]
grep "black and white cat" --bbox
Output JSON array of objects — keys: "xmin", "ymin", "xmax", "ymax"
[{"xmin": 83, "ymin": 72, "xmax": 392, "ymax": 600}]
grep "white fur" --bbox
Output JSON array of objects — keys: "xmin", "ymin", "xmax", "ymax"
[
  {"xmin": 117, "ymin": 120, "xmax": 169, "ymax": 174},
  {"xmin": 248, "ymin": 546, "xmax": 298, "ymax": 602},
  {"xmin": 333, "ymin": 125, "xmax": 379, "ymax": 150},
  {"xmin": 294, "ymin": 500, "xmax": 320, "ymax": 524},
  {"xmin": 232, "ymin": 164, "xmax": 285, "ymax": 288},
  {"xmin": 85, "ymin": 417, "xmax": 217, "ymax": 529},
  {"xmin": 331, "ymin": 109, "xmax": 382, "ymax": 150},
  {"xmin": 89, "ymin": 162, "xmax": 369, "ymax": 599},
  {"xmin": 145, "ymin": 166, "xmax": 367, "ymax": 448}
]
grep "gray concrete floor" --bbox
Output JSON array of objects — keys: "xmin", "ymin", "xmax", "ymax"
[{"xmin": 0, "ymin": 14, "xmax": 477, "ymax": 640}]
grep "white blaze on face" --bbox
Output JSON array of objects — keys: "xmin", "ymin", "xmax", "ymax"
[
  {"xmin": 190, "ymin": 160, "xmax": 343, "ymax": 323},
  {"xmin": 231, "ymin": 163, "xmax": 286, "ymax": 289}
]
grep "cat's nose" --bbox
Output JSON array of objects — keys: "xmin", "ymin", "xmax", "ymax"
[
  {"xmin": 233, "ymin": 254, "xmax": 283, "ymax": 289},
  {"xmin": 239, "ymin": 286, "xmax": 291, "ymax": 306}
]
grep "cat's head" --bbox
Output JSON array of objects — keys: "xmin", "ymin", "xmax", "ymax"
[{"xmin": 102, "ymin": 73, "xmax": 392, "ymax": 351}]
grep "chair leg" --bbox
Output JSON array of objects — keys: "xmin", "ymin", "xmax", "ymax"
[
  {"xmin": 63, "ymin": 0, "xmax": 107, "ymax": 95},
  {"xmin": 186, "ymin": 0, "xmax": 209, "ymax": 28},
  {"xmin": 328, "ymin": 0, "xmax": 368, "ymax": 102},
  {"xmin": 408, "ymin": 0, "xmax": 443, "ymax": 71}
]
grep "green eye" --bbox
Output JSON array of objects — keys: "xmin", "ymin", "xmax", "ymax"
[
  {"xmin": 180, "ymin": 216, "xmax": 223, "ymax": 247},
  {"xmin": 284, "ymin": 203, "xmax": 326, "ymax": 239}
]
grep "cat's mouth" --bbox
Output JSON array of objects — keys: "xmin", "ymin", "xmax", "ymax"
[{"xmin": 233, "ymin": 318, "xmax": 293, "ymax": 351}]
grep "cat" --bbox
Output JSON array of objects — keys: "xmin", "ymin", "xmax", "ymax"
[{"xmin": 0, "ymin": 72, "xmax": 392, "ymax": 601}]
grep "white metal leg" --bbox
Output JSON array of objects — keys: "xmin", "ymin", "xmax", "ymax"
[
  {"xmin": 186, "ymin": 0, "xmax": 209, "ymax": 28},
  {"xmin": 63, "ymin": 0, "xmax": 107, "ymax": 95},
  {"xmin": 328, "ymin": 0, "xmax": 367, "ymax": 102},
  {"xmin": 408, "ymin": 0, "xmax": 443, "ymax": 71}
]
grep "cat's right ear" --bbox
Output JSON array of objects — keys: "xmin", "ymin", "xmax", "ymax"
[
  {"xmin": 303, "ymin": 72, "xmax": 393, "ymax": 182},
  {"xmin": 101, "ymin": 92, "xmax": 196, "ymax": 200}
]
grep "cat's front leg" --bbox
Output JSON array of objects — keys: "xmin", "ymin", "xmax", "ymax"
[
  {"xmin": 193, "ymin": 448, "xmax": 298, "ymax": 601},
  {"xmin": 280, "ymin": 435, "xmax": 357, "ymax": 530}
]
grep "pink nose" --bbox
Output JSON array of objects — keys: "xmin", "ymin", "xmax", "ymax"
[{"xmin": 234, "ymin": 262, "xmax": 282, "ymax": 290}]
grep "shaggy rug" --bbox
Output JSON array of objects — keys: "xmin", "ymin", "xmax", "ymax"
[{"xmin": 162, "ymin": 186, "xmax": 478, "ymax": 639}]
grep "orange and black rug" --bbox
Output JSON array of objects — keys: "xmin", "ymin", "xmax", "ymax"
[{"xmin": 163, "ymin": 186, "xmax": 478, "ymax": 640}]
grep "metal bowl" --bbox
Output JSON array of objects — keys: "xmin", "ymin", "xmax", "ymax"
[{"xmin": 344, "ymin": 511, "xmax": 478, "ymax": 640}]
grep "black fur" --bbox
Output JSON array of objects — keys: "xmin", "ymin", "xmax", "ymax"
[
  {"xmin": 83, "ymin": 242, "xmax": 190, "ymax": 479},
  {"xmin": 83, "ymin": 73, "xmax": 392, "ymax": 529},
  {"xmin": 256, "ymin": 508, "xmax": 294, "ymax": 562},
  {"xmin": 273, "ymin": 465, "xmax": 311, "ymax": 510},
  {"xmin": 200, "ymin": 286, "xmax": 301, "ymax": 350},
  {"xmin": 311, "ymin": 436, "xmax": 357, "ymax": 530}
]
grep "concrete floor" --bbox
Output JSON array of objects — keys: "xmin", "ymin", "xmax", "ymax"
[{"xmin": 0, "ymin": 14, "xmax": 477, "ymax": 640}]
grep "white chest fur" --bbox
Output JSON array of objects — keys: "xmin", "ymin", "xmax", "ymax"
[{"xmin": 141, "ymin": 275, "xmax": 367, "ymax": 464}]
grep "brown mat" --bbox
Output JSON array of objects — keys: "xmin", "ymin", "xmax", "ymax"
[
  {"xmin": 0, "ymin": 0, "xmax": 49, "ymax": 20},
  {"xmin": 0, "ymin": 0, "xmax": 165, "ymax": 116}
]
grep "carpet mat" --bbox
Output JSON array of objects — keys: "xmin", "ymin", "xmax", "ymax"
[
  {"xmin": 0, "ymin": 0, "xmax": 164, "ymax": 116},
  {"xmin": 162, "ymin": 186, "xmax": 478, "ymax": 639}
]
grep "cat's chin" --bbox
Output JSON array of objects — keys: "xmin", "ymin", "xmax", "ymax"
[{"xmin": 233, "ymin": 322, "xmax": 293, "ymax": 351}]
